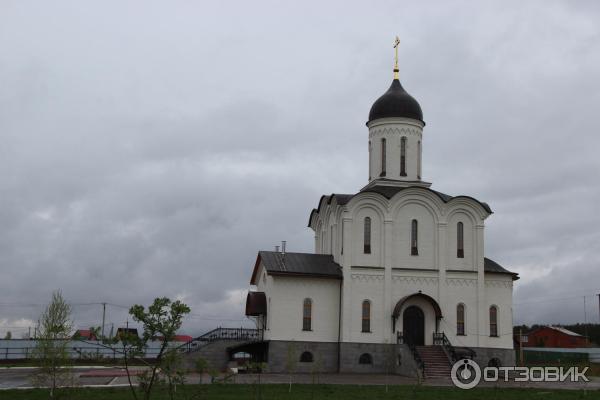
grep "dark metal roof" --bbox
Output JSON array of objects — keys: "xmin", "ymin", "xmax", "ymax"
[
  {"xmin": 308, "ymin": 185, "xmax": 492, "ymax": 227},
  {"xmin": 251, "ymin": 251, "xmax": 342, "ymax": 283},
  {"xmin": 361, "ymin": 185, "xmax": 491, "ymax": 213},
  {"xmin": 245, "ymin": 291, "xmax": 267, "ymax": 316},
  {"xmin": 484, "ymin": 257, "xmax": 519, "ymax": 280},
  {"xmin": 368, "ymin": 79, "xmax": 424, "ymax": 124}
]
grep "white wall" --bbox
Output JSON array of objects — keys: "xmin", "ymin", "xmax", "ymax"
[
  {"xmin": 441, "ymin": 271, "xmax": 480, "ymax": 348},
  {"xmin": 348, "ymin": 269, "xmax": 386, "ymax": 343},
  {"xmin": 265, "ymin": 275, "xmax": 340, "ymax": 342},
  {"xmin": 482, "ymin": 275, "xmax": 514, "ymax": 349}
]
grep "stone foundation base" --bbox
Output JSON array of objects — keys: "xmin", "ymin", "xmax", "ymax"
[
  {"xmin": 464, "ymin": 346, "xmax": 516, "ymax": 368},
  {"xmin": 266, "ymin": 340, "xmax": 339, "ymax": 373},
  {"xmin": 265, "ymin": 340, "xmax": 514, "ymax": 377}
]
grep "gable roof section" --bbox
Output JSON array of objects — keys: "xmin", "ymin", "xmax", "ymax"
[
  {"xmin": 527, "ymin": 325, "xmax": 584, "ymax": 338},
  {"xmin": 308, "ymin": 185, "xmax": 492, "ymax": 227},
  {"xmin": 547, "ymin": 326, "xmax": 583, "ymax": 337},
  {"xmin": 250, "ymin": 251, "xmax": 342, "ymax": 284},
  {"xmin": 484, "ymin": 257, "xmax": 519, "ymax": 280}
]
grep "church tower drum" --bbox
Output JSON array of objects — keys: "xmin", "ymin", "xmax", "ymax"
[{"xmin": 366, "ymin": 38, "xmax": 427, "ymax": 188}]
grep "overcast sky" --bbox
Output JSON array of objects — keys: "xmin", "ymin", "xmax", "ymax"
[{"xmin": 1, "ymin": 0, "xmax": 599, "ymax": 337}]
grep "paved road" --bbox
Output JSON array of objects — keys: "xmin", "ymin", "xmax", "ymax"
[
  {"xmin": 0, "ymin": 367, "xmax": 138, "ymax": 389},
  {"xmin": 2, "ymin": 368, "xmax": 600, "ymax": 391}
]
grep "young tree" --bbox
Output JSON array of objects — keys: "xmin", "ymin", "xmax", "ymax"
[
  {"xmin": 125, "ymin": 297, "xmax": 190, "ymax": 400},
  {"xmin": 4, "ymin": 331, "xmax": 12, "ymax": 340},
  {"xmin": 31, "ymin": 290, "xmax": 74, "ymax": 398},
  {"xmin": 285, "ymin": 343, "xmax": 296, "ymax": 392}
]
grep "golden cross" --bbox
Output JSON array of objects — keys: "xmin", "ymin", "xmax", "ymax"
[{"xmin": 393, "ymin": 36, "xmax": 400, "ymax": 79}]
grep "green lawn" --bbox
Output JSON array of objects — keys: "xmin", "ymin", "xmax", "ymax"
[{"xmin": 1, "ymin": 384, "xmax": 598, "ymax": 400}]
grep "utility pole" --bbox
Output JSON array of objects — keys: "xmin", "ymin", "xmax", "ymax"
[
  {"xmin": 101, "ymin": 302, "xmax": 106, "ymax": 340},
  {"xmin": 597, "ymin": 294, "xmax": 600, "ymax": 324},
  {"xmin": 519, "ymin": 328, "xmax": 524, "ymax": 366}
]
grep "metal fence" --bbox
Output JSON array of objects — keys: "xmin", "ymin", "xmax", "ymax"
[
  {"xmin": 1, "ymin": 328, "xmax": 263, "ymax": 360},
  {"xmin": 522, "ymin": 347, "xmax": 600, "ymax": 363},
  {"xmin": 0, "ymin": 339, "xmax": 179, "ymax": 361}
]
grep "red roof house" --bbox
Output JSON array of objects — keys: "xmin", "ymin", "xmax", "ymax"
[
  {"xmin": 524, "ymin": 326, "xmax": 588, "ymax": 348},
  {"xmin": 73, "ymin": 329, "xmax": 98, "ymax": 340}
]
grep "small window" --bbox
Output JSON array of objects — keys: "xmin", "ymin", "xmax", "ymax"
[
  {"xmin": 303, "ymin": 298, "xmax": 312, "ymax": 331},
  {"xmin": 361, "ymin": 300, "xmax": 371, "ymax": 333},
  {"xmin": 400, "ymin": 136, "xmax": 407, "ymax": 176},
  {"xmin": 417, "ymin": 140, "xmax": 421, "ymax": 179},
  {"xmin": 300, "ymin": 351, "xmax": 313, "ymax": 363},
  {"xmin": 411, "ymin": 219, "xmax": 418, "ymax": 256},
  {"xmin": 368, "ymin": 141, "xmax": 372, "ymax": 180},
  {"xmin": 341, "ymin": 220, "xmax": 344, "ymax": 255},
  {"xmin": 457, "ymin": 304, "xmax": 465, "ymax": 335},
  {"xmin": 457, "ymin": 222, "xmax": 464, "ymax": 258},
  {"xmin": 359, "ymin": 353, "xmax": 373, "ymax": 365},
  {"xmin": 380, "ymin": 138, "xmax": 386, "ymax": 177},
  {"xmin": 490, "ymin": 306, "xmax": 498, "ymax": 337},
  {"xmin": 363, "ymin": 217, "xmax": 371, "ymax": 254}
]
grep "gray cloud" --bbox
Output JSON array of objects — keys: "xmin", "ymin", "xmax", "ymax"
[{"xmin": 1, "ymin": 0, "xmax": 599, "ymax": 336}]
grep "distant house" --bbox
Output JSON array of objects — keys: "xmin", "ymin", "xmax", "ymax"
[
  {"xmin": 171, "ymin": 334, "xmax": 192, "ymax": 342},
  {"xmin": 524, "ymin": 326, "xmax": 588, "ymax": 348},
  {"xmin": 73, "ymin": 329, "xmax": 97, "ymax": 340},
  {"xmin": 115, "ymin": 328, "xmax": 139, "ymax": 340}
]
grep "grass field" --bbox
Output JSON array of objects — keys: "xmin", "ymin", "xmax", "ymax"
[{"xmin": 1, "ymin": 384, "xmax": 598, "ymax": 400}]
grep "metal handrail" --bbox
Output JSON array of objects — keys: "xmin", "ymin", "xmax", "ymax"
[
  {"xmin": 407, "ymin": 342, "xmax": 424, "ymax": 373},
  {"xmin": 181, "ymin": 327, "xmax": 261, "ymax": 353},
  {"xmin": 433, "ymin": 332, "xmax": 475, "ymax": 362},
  {"xmin": 397, "ymin": 331, "xmax": 424, "ymax": 375}
]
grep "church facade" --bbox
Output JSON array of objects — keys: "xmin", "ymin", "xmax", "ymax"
[{"xmin": 245, "ymin": 55, "xmax": 518, "ymax": 376}]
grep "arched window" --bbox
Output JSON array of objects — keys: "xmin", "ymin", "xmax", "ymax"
[
  {"xmin": 361, "ymin": 300, "xmax": 371, "ymax": 333},
  {"xmin": 368, "ymin": 141, "xmax": 372, "ymax": 180},
  {"xmin": 400, "ymin": 136, "xmax": 407, "ymax": 176},
  {"xmin": 363, "ymin": 217, "xmax": 371, "ymax": 254},
  {"xmin": 300, "ymin": 351, "xmax": 313, "ymax": 363},
  {"xmin": 358, "ymin": 353, "xmax": 373, "ymax": 365},
  {"xmin": 411, "ymin": 219, "xmax": 418, "ymax": 256},
  {"xmin": 457, "ymin": 222, "xmax": 464, "ymax": 258},
  {"xmin": 489, "ymin": 306, "xmax": 498, "ymax": 337},
  {"xmin": 457, "ymin": 304, "xmax": 465, "ymax": 335},
  {"xmin": 303, "ymin": 298, "xmax": 312, "ymax": 331},
  {"xmin": 417, "ymin": 140, "xmax": 421, "ymax": 179},
  {"xmin": 380, "ymin": 138, "xmax": 386, "ymax": 177}
]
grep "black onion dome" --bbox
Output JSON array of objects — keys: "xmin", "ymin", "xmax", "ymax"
[{"xmin": 368, "ymin": 79, "xmax": 424, "ymax": 124}]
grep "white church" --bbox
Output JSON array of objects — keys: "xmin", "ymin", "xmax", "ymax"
[{"xmin": 244, "ymin": 45, "xmax": 518, "ymax": 377}]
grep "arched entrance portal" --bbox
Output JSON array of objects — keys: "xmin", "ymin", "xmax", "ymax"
[
  {"xmin": 392, "ymin": 292, "xmax": 443, "ymax": 345},
  {"xmin": 403, "ymin": 305, "xmax": 425, "ymax": 346}
]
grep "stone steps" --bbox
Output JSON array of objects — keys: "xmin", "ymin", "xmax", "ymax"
[{"xmin": 416, "ymin": 345, "xmax": 451, "ymax": 379}]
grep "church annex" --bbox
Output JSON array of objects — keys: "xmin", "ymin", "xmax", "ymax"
[{"xmin": 245, "ymin": 43, "xmax": 518, "ymax": 377}]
